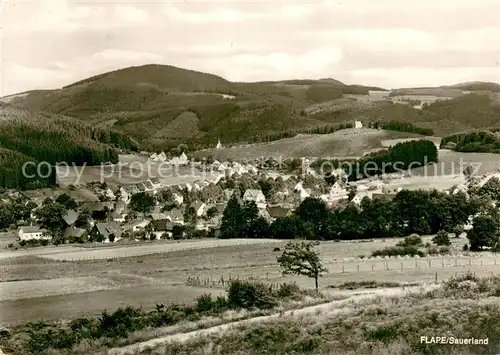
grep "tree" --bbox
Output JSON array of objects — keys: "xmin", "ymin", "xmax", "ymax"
[
  {"xmin": 295, "ymin": 197, "xmax": 330, "ymax": 238},
  {"xmin": 55, "ymin": 193, "xmax": 77, "ymax": 210},
  {"xmin": 433, "ymin": 230, "xmax": 451, "ymax": 246},
  {"xmin": 467, "ymin": 214, "xmax": 500, "ymax": 251},
  {"xmin": 129, "ymin": 192, "xmax": 155, "ymax": 213},
  {"xmin": 220, "ymin": 195, "xmax": 244, "ymax": 239},
  {"xmin": 277, "ymin": 241, "xmax": 327, "ymax": 290},
  {"xmin": 75, "ymin": 209, "xmax": 91, "ymax": 229},
  {"xmin": 34, "ymin": 202, "xmax": 67, "ymax": 241}
]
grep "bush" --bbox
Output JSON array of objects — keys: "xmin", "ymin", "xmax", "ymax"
[
  {"xmin": 372, "ymin": 246, "xmax": 425, "ymax": 257},
  {"xmin": 433, "ymin": 231, "xmax": 451, "ymax": 246},
  {"xmin": 397, "ymin": 234, "xmax": 422, "ymax": 247},
  {"xmin": 195, "ymin": 294, "xmax": 214, "ymax": 313},
  {"xmin": 227, "ymin": 279, "xmax": 278, "ymax": 310},
  {"xmin": 276, "ymin": 282, "xmax": 301, "ymax": 299}
]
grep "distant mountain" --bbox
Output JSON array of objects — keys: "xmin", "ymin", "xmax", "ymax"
[
  {"xmin": 2, "ymin": 63, "xmax": 500, "ymax": 156},
  {"xmin": 445, "ymin": 81, "xmax": 500, "ymax": 92}
]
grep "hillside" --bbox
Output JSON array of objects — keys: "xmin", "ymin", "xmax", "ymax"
[
  {"xmin": 0, "ymin": 103, "xmax": 139, "ymax": 189},
  {"xmin": 193, "ymin": 128, "xmax": 430, "ymax": 160},
  {"xmin": 3, "ymin": 64, "xmax": 500, "ymax": 154}
]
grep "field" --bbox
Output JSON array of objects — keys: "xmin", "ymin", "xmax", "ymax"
[
  {"xmin": 1, "ymin": 236, "xmax": 499, "ymax": 325},
  {"xmin": 193, "ymin": 128, "xmax": 426, "ymax": 160},
  {"xmin": 56, "ymin": 154, "xmax": 222, "ymax": 187}
]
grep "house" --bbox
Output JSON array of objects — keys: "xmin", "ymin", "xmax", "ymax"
[
  {"xmin": 62, "ymin": 209, "xmax": 79, "ymax": 226},
  {"xmin": 158, "ymin": 151, "xmax": 167, "ymax": 162},
  {"xmin": 119, "ymin": 187, "xmax": 131, "ymax": 203},
  {"xmin": 63, "ymin": 227, "xmax": 88, "ymax": 242},
  {"xmin": 216, "ymin": 140, "xmax": 223, "ymax": 149},
  {"xmin": 351, "ymin": 194, "xmax": 364, "ymax": 206},
  {"xmin": 243, "ymin": 189, "xmax": 266, "ymax": 205},
  {"xmin": 173, "ymin": 193, "xmax": 184, "ymax": 205},
  {"xmin": 166, "ymin": 208, "xmax": 184, "ymax": 225},
  {"xmin": 369, "ymin": 180, "xmax": 385, "ymax": 190},
  {"xmin": 224, "ymin": 189, "xmax": 235, "ymax": 200},
  {"xmin": 266, "ymin": 205, "xmax": 292, "ymax": 221},
  {"xmin": 111, "ymin": 202, "xmax": 128, "ymax": 223},
  {"xmin": 329, "ymin": 182, "xmax": 345, "ymax": 197},
  {"xmin": 150, "ymin": 152, "xmax": 159, "ymax": 162},
  {"xmin": 105, "ymin": 188, "xmax": 116, "ymax": 200},
  {"xmin": 149, "ymin": 178, "xmax": 162, "ymax": 189},
  {"xmin": 170, "ymin": 152, "xmax": 188, "ymax": 165},
  {"xmin": 149, "ymin": 213, "xmax": 171, "ymax": 233},
  {"xmin": 144, "ymin": 180, "xmax": 155, "ymax": 191},
  {"xmin": 131, "ymin": 219, "xmax": 150, "ymax": 232},
  {"xmin": 192, "ymin": 201, "xmax": 207, "ymax": 217},
  {"xmin": 354, "ymin": 120, "xmax": 363, "ymax": 129},
  {"xmin": 452, "ymin": 183, "xmax": 468, "ymax": 195},
  {"xmin": 18, "ymin": 226, "xmax": 50, "ymax": 241},
  {"xmin": 92, "ymin": 222, "xmax": 122, "ymax": 242}
]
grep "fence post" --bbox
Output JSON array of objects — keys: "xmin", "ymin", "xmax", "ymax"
[
  {"xmin": 469, "ymin": 259, "xmax": 471, "ymax": 266},
  {"xmin": 435, "ymin": 272, "xmax": 438, "ymax": 283},
  {"xmin": 442, "ymin": 259, "xmax": 444, "ymax": 268},
  {"xmin": 357, "ymin": 264, "xmax": 360, "ymax": 272},
  {"xmin": 342, "ymin": 264, "xmax": 345, "ymax": 273},
  {"xmin": 401, "ymin": 262, "xmax": 403, "ymax": 270},
  {"xmin": 372, "ymin": 264, "xmax": 374, "ymax": 272},
  {"xmin": 428, "ymin": 259, "xmax": 431, "ymax": 268}
]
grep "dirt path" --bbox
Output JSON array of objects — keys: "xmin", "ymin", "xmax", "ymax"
[{"xmin": 109, "ymin": 285, "xmax": 439, "ymax": 355}]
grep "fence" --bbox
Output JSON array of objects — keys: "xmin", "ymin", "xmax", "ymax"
[
  {"xmin": 327, "ymin": 255, "xmax": 500, "ymax": 274},
  {"xmin": 185, "ymin": 273, "xmax": 286, "ymax": 290}
]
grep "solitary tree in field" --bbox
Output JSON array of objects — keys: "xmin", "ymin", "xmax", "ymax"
[{"xmin": 277, "ymin": 241, "xmax": 327, "ymax": 290}]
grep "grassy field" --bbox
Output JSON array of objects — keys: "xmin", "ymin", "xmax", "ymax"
[
  {"xmin": 1, "ymin": 236, "xmax": 499, "ymax": 325},
  {"xmin": 193, "ymin": 129, "xmax": 425, "ymax": 160},
  {"xmin": 56, "ymin": 154, "xmax": 222, "ymax": 187}
]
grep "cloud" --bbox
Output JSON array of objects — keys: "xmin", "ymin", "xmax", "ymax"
[{"xmin": 1, "ymin": 0, "xmax": 498, "ymax": 95}]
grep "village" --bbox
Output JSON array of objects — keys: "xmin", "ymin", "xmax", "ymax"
[{"xmin": 4, "ymin": 138, "xmax": 498, "ymax": 248}]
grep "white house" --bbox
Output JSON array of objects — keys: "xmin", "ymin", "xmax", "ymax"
[
  {"xmin": 216, "ymin": 140, "xmax": 223, "ymax": 149},
  {"xmin": 329, "ymin": 182, "xmax": 346, "ymax": 197},
  {"xmin": 158, "ymin": 151, "xmax": 167, "ymax": 162},
  {"xmin": 243, "ymin": 189, "xmax": 266, "ymax": 207},
  {"xmin": 119, "ymin": 187, "xmax": 131, "ymax": 204},
  {"xmin": 452, "ymin": 183, "xmax": 469, "ymax": 195},
  {"xmin": 354, "ymin": 120, "xmax": 363, "ymax": 129},
  {"xmin": 173, "ymin": 193, "xmax": 184, "ymax": 205},
  {"xmin": 351, "ymin": 194, "xmax": 363, "ymax": 205},
  {"xmin": 149, "ymin": 152, "xmax": 159, "ymax": 162},
  {"xmin": 170, "ymin": 152, "xmax": 188, "ymax": 165},
  {"xmin": 191, "ymin": 201, "xmax": 208, "ymax": 217},
  {"xmin": 18, "ymin": 226, "xmax": 50, "ymax": 241},
  {"xmin": 132, "ymin": 220, "xmax": 151, "ymax": 232}
]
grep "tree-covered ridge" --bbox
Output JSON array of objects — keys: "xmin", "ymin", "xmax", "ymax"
[
  {"xmin": 441, "ymin": 130, "xmax": 500, "ymax": 153},
  {"xmin": 348, "ymin": 139, "xmax": 438, "ymax": 180},
  {"xmin": 0, "ymin": 148, "xmax": 55, "ymax": 189},
  {"xmin": 368, "ymin": 121, "xmax": 434, "ymax": 136},
  {"xmin": 0, "ymin": 107, "xmax": 139, "ymax": 189}
]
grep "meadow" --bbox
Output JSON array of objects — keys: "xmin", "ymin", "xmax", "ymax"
[
  {"xmin": 193, "ymin": 128, "xmax": 425, "ymax": 160},
  {"xmin": 1, "ymin": 236, "xmax": 498, "ymax": 326}
]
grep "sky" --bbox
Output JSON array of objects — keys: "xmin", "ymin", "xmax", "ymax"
[{"xmin": 1, "ymin": 0, "xmax": 499, "ymax": 96}]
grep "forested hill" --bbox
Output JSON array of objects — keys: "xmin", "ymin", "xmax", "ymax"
[
  {"xmin": 3, "ymin": 64, "xmax": 499, "ymax": 154},
  {"xmin": 0, "ymin": 104, "xmax": 138, "ymax": 189}
]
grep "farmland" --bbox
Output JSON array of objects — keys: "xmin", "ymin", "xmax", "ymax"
[
  {"xmin": 193, "ymin": 128, "xmax": 427, "ymax": 160},
  {"xmin": 1, "ymin": 236, "xmax": 499, "ymax": 325}
]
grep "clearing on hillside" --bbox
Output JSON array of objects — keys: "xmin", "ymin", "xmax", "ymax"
[{"xmin": 194, "ymin": 128, "xmax": 429, "ymax": 160}]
